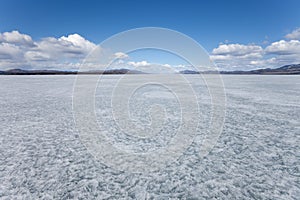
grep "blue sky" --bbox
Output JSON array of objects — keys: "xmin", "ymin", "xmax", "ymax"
[{"xmin": 1, "ymin": 0, "xmax": 300, "ymax": 71}]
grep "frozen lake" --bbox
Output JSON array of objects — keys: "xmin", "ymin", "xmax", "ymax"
[{"xmin": 0, "ymin": 75, "xmax": 299, "ymax": 199}]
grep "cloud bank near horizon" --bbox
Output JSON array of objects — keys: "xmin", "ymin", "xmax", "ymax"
[
  {"xmin": 0, "ymin": 28, "xmax": 300, "ymax": 71},
  {"xmin": 211, "ymin": 28, "xmax": 300, "ymax": 70}
]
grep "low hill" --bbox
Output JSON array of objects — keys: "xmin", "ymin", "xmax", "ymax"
[
  {"xmin": 179, "ymin": 64, "xmax": 300, "ymax": 75},
  {"xmin": 0, "ymin": 68, "xmax": 144, "ymax": 75},
  {"xmin": 1, "ymin": 64, "xmax": 300, "ymax": 75}
]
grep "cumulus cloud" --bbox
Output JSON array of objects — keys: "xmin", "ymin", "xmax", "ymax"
[
  {"xmin": 126, "ymin": 61, "xmax": 179, "ymax": 73},
  {"xmin": 128, "ymin": 60, "xmax": 150, "ymax": 67},
  {"xmin": 0, "ymin": 43, "xmax": 22, "ymax": 60},
  {"xmin": 0, "ymin": 30, "xmax": 133, "ymax": 70},
  {"xmin": 211, "ymin": 30, "xmax": 300, "ymax": 70},
  {"xmin": 25, "ymin": 51, "xmax": 51, "ymax": 61},
  {"xmin": 1, "ymin": 29, "xmax": 300, "ymax": 71},
  {"xmin": 0, "ymin": 31, "xmax": 101, "ymax": 70},
  {"xmin": 285, "ymin": 28, "xmax": 300, "ymax": 40},
  {"xmin": 264, "ymin": 39, "xmax": 300, "ymax": 65},
  {"xmin": 212, "ymin": 43, "xmax": 263, "ymax": 57},
  {"xmin": 114, "ymin": 52, "xmax": 129, "ymax": 59},
  {"xmin": 210, "ymin": 43, "xmax": 265, "ymax": 70},
  {"xmin": 264, "ymin": 28, "xmax": 300, "ymax": 65},
  {"xmin": 265, "ymin": 40, "xmax": 300, "ymax": 55},
  {"xmin": 34, "ymin": 34, "xmax": 97, "ymax": 60},
  {"xmin": 58, "ymin": 34, "xmax": 96, "ymax": 54},
  {"xmin": 0, "ymin": 30, "xmax": 35, "ymax": 47}
]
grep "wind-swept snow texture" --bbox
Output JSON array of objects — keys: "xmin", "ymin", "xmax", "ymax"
[{"xmin": 0, "ymin": 75, "xmax": 299, "ymax": 199}]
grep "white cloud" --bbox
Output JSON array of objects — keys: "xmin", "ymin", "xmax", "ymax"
[
  {"xmin": 0, "ymin": 43, "xmax": 22, "ymax": 60},
  {"xmin": 114, "ymin": 52, "xmax": 129, "ymax": 59},
  {"xmin": 1, "ymin": 29, "xmax": 300, "ymax": 71},
  {"xmin": 211, "ymin": 43, "xmax": 265, "ymax": 70},
  {"xmin": 211, "ymin": 38, "xmax": 300, "ymax": 70},
  {"xmin": 212, "ymin": 43, "xmax": 263, "ymax": 57},
  {"xmin": 34, "ymin": 34, "xmax": 97, "ymax": 60},
  {"xmin": 24, "ymin": 51, "xmax": 51, "ymax": 61},
  {"xmin": 0, "ymin": 30, "xmax": 34, "ymax": 47},
  {"xmin": 128, "ymin": 60, "xmax": 150, "ymax": 67},
  {"xmin": 0, "ymin": 31, "xmax": 101, "ymax": 70},
  {"xmin": 0, "ymin": 31, "xmax": 134, "ymax": 70},
  {"xmin": 58, "ymin": 33, "xmax": 96, "ymax": 53},
  {"xmin": 265, "ymin": 40, "xmax": 300, "ymax": 55},
  {"xmin": 285, "ymin": 28, "xmax": 300, "ymax": 40},
  {"xmin": 264, "ymin": 40, "xmax": 300, "ymax": 65},
  {"xmin": 126, "ymin": 61, "xmax": 179, "ymax": 73}
]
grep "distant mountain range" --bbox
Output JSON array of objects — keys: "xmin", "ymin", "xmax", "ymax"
[
  {"xmin": 0, "ymin": 68, "xmax": 145, "ymax": 75},
  {"xmin": 181, "ymin": 64, "xmax": 300, "ymax": 75},
  {"xmin": 0, "ymin": 64, "xmax": 300, "ymax": 75},
  {"xmin": 220, "ymin": 64, "xmax": 300, "ymax": 75}
]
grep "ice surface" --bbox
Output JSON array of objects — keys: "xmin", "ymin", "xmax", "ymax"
[{"xmin": 0, "ymin": 75, "xmax": 299, "ymax": 199}]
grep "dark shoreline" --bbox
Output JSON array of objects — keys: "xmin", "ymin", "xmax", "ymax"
[{"xmin": 1, "ymin": 64, "xmax": 299, "ymax": 75}]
